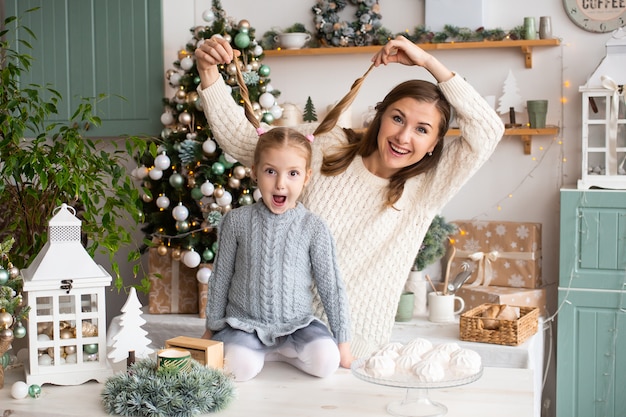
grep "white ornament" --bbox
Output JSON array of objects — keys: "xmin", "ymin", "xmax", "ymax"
[
  {"xmin": 259, "ymin": 92, "xmax": 275, "ymax": 109},
  {"xmin": 180, "ymin": 56, "xmax": 194, "ymax": 71},
  {"xmin": 253, "ymin": 188, "xmax": 262, "ymax": 201},
  {"xmin": 201, "ymin": 180, "xmax": 215, "ymax": 196},
  {"xmin": 216, "ymin": 190, "xmax": 233, "ymax": 207},
  {"xmin": 154, "ymin": 153, "xmax": 171, "ymax": 170},
  {"xmin": 183, "ymin": 250, "xmax": 201, "ymax": 268},
  {"xmin": 253, "ymin": 45, "xmax": 263, "ymax": 56},
  {"xmin": 134, "ymin": 165, "xmax": 149, "ymax": 179},
  {"xmin": 156, "ymin": 195, "xmax": 171, "ymax": 209},
  {"xmin": 11, "ymin": 381, "xmax": 30, "ymax": 399},
  {"xmin": 65, "ymin": 353, "xmax": 77, "ymax": 364},
  {"xmin": 148, "ymin": 168, "xmax": 163, "ymax": 180},
  {"xmin": 169, "ymin": 72, "xmax": 182, "ymax": 86},
  {"xmin": 223, "ymin": 153, "xmax": 238, "ymax": 164},
  {"xmin": 202, "ymin": 139, "xmax": 217, "ymax": 154},
  {"xmin": 265, "ymin": 83, "xmax": 274, "ymax": 92},
  {"xmin": 172, "ymin": 203, "xmax": 189, "ymax": 221},
  {"xmin": 160, "ymin": 112, "xmax": 174, "ymax": 126},
  {"xmin": 270, "ymin": 105, "xmax": 283, "ymax": 119},
  {"xmin": 38, "ymin": 353, "xmax": 53, "ymax": 366},
  {"xmin": 202, "ymin": 9, "xmax": 215, "ymax": 23},
  {"xmin": 197, "ymin": 266, "xmax": 212, "ymax": 284}
]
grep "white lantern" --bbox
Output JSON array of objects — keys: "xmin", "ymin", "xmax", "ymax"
[
  {"xmin": 578, "ymin": 28, "xmax": 626, "ymax": 189},
  {"xmin": 21, "ymin": 204, "xmax": 113, "ymax": 385}
]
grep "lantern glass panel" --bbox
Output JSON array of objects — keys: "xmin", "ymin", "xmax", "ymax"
[
  {"xmin": 589, "ymin": 96, "xmax": 607, "ymax": 119},
  {"xmin": 35, "ymin": 296, "xmax": 53, "ymax": 315},
  {"xmin": 588, "ymin": 152, "xmax": 606, "ymax": 173},
  {"xmin": 59, "ymin": 294, "xmax": 76, "ymax": 314},
  {"xmin": 81, "ymin": 293, "xmax": 98, "ymax": 313},
  {"xmin": 588, "ymin": 125, "xmax": 606, "ymax": 147}
]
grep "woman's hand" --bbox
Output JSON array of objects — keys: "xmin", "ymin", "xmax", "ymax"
[
  {"xmin": 338, "ymin": 342, "xmax": 354, "ymax": 369},
  {"xmin": 371, "ymin": 36, "xmax": 453, "ymax": 83},
  {"xmin": 195, "ymin": 36, "xmax": 242, "ymax": 88},
  {"xmin": 201, "ymin": 329, "xmax": 214, "ymax": 340}
]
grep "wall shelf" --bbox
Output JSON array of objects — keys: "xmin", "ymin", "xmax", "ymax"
[
  {"xmin": 447, "ymin": 125, "xmax": 560, "ymax": 154},
  {"xmin": 264, "ymin": 39, "xmax": 561, "ymax": 68}
]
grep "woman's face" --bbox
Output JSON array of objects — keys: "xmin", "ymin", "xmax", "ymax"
[{"xmin": 366, "ymin": 97, "xmax": 441, "ymax": 178}]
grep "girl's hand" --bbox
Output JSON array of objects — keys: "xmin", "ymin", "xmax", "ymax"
[
  {"xmin": 195, "ymin": 36, "xmax": 242, "ymax": 87},
  {"xmin": 371, "ymin": 36, "xmax": 453, "ymax": 82},
  {"xmin": 338, "ymin": 342, "xmax": 354, "ymax": 369}
]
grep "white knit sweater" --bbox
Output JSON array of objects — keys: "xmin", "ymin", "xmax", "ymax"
[{"xmin": 198, "ymin": 74, "xmax": 504, "ymax": 358}]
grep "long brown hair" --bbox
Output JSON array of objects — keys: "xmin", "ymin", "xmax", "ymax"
[{"xmin": 233, "ymin": 58, "xmax": 451, "ymax": 208}]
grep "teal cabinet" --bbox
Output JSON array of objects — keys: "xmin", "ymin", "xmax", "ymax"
[
  {"xmin": 557, "ymin": 189, "xmax": 626, "ymax": 417},
  {"xmin": 4, "ymin": 0, "xmax": 163, "ymax": 137}
]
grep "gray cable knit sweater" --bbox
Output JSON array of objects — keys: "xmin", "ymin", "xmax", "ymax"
[
  {"xmin": 206, "ymin": 201, "xmax": 351, "ymax": 346},
  {"xmin": 198, "ymin": 73, "xmax": 504, "ymax": 358}
]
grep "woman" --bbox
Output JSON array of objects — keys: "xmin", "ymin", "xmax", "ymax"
[{"xmin": 195, "ymin": 35, "xmax": 504, "ymax": 359}]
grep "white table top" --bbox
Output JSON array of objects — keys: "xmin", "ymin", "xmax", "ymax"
[{"xmin": 1, "ymin": 361, "xmax": 534, "ymax": 417}]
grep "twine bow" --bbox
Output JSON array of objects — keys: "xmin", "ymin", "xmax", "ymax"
[
  {"xmin": 456, "ymin": 249, "xmax": 539, "ymax": 287},
  {"xmin": 600, "ymin": 75, "xmax": 623, "ymax": 175}
]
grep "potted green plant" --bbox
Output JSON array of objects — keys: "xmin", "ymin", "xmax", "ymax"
[
  {"xmin": 413, "ymin": 215, "xmax": 457, "ymax": 272},
  {"xmin": 0, "ymin": 12, "xmax": 148, "ymax": 292},
  {"xmin": 400, "ymin": 215, "xmax": 457, "ymax": 318}
]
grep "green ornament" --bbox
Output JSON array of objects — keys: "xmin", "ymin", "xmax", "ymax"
[
  {"xmin": 212, "ymin": 241, "xmax": 219, "ymax": 253},
  {"xmin": 176, "ymin": 220, "xmax": 190, "ymax": 232},
  {"xmin": 238, "ymin": 194, "xmax": 254, "ymax": 206},
  {"xmin": 14, "ymin": 322, "xmax": 26, "ymax": 339},
  {"xmin": 28, "ymin": 384, "xmax": 41, "ymax": 398},
  {"xmin": 0, "ymin": 269, "xmax": 9, "ymax": 285},
  {"xmin": 258, "ymin": 64, "xmax": 270, "ymax": 77},
  {"xmin": 193, "ymin": 76, "xmax": 201, "ymax": 85},
  {"xmin": 211, "ymin": 162, "xmax": 225, "ymax": 175},
  {"xmin": 202, "ymin": 248, "xmax": 214, "ymax": 262},
  {"xmin": 169, "ymin": 173, "xmax": 185, "ymax": 189},
  {"xmin": 1, "ymin": 351, "xmax": 10, "ymax": 368},
  {"xmin": 262, "ymin": 112, "xmax": 275, "ymax": 124},
  {"xmin": 234, "ymin": 32, "xmax": 250, "ymax": 49},
  {"xmin": 83, "ymin": 343, "xmax": 99, "ymax": 354},
  {"xmin": 191, "ymin": 187, "xmax": 204, "ymax": 200},
  {"xmin": 218, "ymin": 154, "xmax": 235, "ymax": 169}
]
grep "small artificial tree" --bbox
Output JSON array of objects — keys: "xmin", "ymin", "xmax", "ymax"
[
  {"xmin": 413, "ymin": 215, "xmax": 457, "ymax": 271},
  {"xmin": 303, "ymin": 96, "xmax": 318, "ymax": 122},
  {"xmin": 107, "ymin": 287, "xmax": 154, "ymax": 363}
]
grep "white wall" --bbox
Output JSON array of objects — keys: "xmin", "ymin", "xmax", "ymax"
[{"xmin": 152, "ymin": 1, "xmax": 611, "ymax": 415}]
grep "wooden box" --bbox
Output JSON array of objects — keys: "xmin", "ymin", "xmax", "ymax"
[{"xmin": 165, "ymin": 336, "xmax": 223, "ymax": 369}]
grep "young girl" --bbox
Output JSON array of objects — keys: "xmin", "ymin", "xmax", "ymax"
[
  {"xmin": 195, "ymin": 36, "xmax": 505, "ymax": 359},
  {"xmin": 202, "ymin": 127, "xmax": 352, "ymax": 381}
]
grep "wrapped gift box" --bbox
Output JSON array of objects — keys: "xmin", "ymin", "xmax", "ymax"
[
  {"xmin": 148, "ymin": 246, "xmax": 199, "ymax": 314},
  {"xmin": 449, "ymin": 220, "xmax": 542, "ymax": 289},
  {"xmin": 453, "ymin": 285, "xmax": 547, "ymax": 316}
]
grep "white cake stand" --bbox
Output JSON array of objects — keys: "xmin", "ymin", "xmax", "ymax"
[{"xmin": 351, "ymin": 359, "xmax": 482, "ymax": 417}]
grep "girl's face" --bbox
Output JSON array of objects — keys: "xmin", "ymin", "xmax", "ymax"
[
  {"xmin": 366, "ymin": 97, "xmax": 441, "ymax": 178},
  {"xmin": 252, "ymin": 145, "xmax": 311, "ymax": 214}
]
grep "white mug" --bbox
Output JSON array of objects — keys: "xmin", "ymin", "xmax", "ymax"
[{"xmin": 428, "ymin": 291, "xmax": 465, "ymax": 323}]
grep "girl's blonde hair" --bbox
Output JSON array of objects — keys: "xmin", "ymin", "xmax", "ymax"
[{"xmin": 233, "ymin": 57, "xmax": 451, "ymax": 208}]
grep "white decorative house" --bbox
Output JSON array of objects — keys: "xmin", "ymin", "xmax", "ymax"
[
  {"xmin": 578, "ymin": 28, "xmax": 626, "ymax": 189},
  {"xmin": 21, "ymin": 204, "xmax": 113, "ymax": 385}
]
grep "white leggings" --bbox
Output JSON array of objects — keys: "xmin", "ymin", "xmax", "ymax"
[{"xmin": 217, "ymin": 325, "xmax": 340, "ymax": 382}]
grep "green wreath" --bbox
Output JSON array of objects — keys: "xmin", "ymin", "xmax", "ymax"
[{"xmin": 312, "ymin": 0, "xmax": 385, "ymax": 46}]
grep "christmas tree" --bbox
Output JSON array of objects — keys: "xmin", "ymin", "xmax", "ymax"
[
  {"xmin": 303, "ymin": 96, "xmax": 318, "ymax": 122},
  {"xmin": 107, "ymin": 288, "xmax": 154, "ymax": 363},
  {"xmin": 135, "ymin": 1, "xmax": 282, "ymax": 276}
]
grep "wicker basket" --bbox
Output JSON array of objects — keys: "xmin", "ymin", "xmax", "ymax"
[{"xmin": 459, "ymin": 303, "xmax": 539, "ymax": 346}]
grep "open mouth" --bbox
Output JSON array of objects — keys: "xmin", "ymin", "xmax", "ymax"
[
  {"xmin": 389, "ymin": 142, "xmax": 410, "ymax": 155},
  {"xmin": 273, "ymin": 195, "xmax": 286, "ymax": 205}
]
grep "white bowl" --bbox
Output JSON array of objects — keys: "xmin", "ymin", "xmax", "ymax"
[{"xmin": 275, "ymin": 33, "xmax": 311, "ymax": 50}]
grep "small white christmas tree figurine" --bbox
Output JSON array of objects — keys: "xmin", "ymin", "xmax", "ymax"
[
  {"xmin": 497, "ymin": 69, "xmax": 524, "ymax": 127},
  {"xmin": 107, "ymin": 287, "xmax": 154, "ymax": 363}
]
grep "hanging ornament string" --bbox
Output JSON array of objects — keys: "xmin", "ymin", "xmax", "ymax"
[{"xmin": 600, "ymin": 75, "xmax": 623, "ymax": 176}]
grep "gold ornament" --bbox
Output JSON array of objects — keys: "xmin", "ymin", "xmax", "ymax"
[
  {"xmin": 175, "ymin": 88, "xmax": 187, "ymax": 103},
  {"xmin": 64, "ymin": 345, "xmax": 77, "ymax": 355},
  {"xmin": 171, "ymin": 248, "xmax": 182, "ymax": 260},
  {"xmin": 213, "ymin": 187, "xmax": 225, "ymax": 199},
  {"xmin": 178, "ymin": 49, "xmax": 189, "ymax": 60},
  {"xmin": 81, "ymin": 321, "xmax": 98, "ymax": 337},
  {"xmin": 142, "ymin": 193, "xmax": 153, "ymax": 203},
  {"xmin": 157, "ymin": 245, "xmax": 168, "ymax": 256},
  {"xmin": 228, "ymin": 177, "xmax": 241, "ymax": 189},
  {"xmin": 233, "ymin": 165, "xmax": 247, "ymax": 179},
  {"xmin": 60, "ymin": 328, "xmax": 73, "ymax": 339},
  {"xmin": 238, "ymin": 19, "xmax": 250, "ymax": 29},
  {"xmin": 165, "ymin": 69, "xmax": 176, "ymax": 80},
  {"xmin": 0, "ymin": 311, "xmax": 13, "ymax": 329}
]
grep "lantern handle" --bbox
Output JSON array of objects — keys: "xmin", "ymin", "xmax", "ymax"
[{"xmin": 54, "ymin": 203, "xmax": 76, "ymax": 216}]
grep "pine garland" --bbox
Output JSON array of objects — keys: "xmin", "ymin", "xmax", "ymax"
[{"xmin": 101, "ymin": 359, "xmax": 235, "ymax": 417}]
